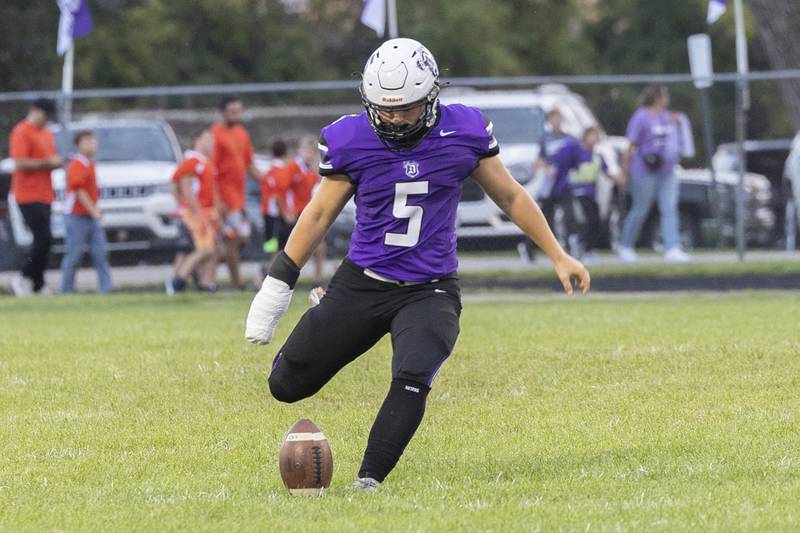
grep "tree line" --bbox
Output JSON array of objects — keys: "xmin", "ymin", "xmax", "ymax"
[{"xmin": 1, "ymin": 0, "xmax": 799, "ymax": 147}]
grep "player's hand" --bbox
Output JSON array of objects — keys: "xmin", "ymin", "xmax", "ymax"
[
  {"xmin": 245, "ymin": 276, "xmax": 294, "ymax": 345},
  {"xmin": 554, "ymin": 254, "xmax": 590, "ymax": 295}
]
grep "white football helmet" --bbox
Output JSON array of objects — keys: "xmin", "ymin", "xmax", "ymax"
[{"xmin": 360, "ymin": 38, "xmax": 441, "ymax": 148}]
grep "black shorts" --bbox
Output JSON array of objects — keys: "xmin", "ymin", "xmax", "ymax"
[
  {"xmin": 269, "ymin": 258, "xmax": 462, "ymax": 400},
  {"xmin": 263, "ymin": 215, "xmax": 292, "ymax": 251}
]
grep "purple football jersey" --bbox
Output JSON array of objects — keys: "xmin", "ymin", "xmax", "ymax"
[{"xmin": 319, "ymin": 104, "xmax": 499, "ymax": 282}]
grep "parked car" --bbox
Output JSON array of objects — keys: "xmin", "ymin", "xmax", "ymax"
[
  {"xmin": 438, "ymin": 84, "xmax": 608, "ymax": 244},
  {"xmin": 782, "ymin": 132, "xmax": 800, "ymax": 249},
  {"xmin": 604, "ymin": 136, "xmax": 774, "ymax": 250},
  {"xmin": 713, "ymin": 139, "xmax": 792, "ymax": 247},
  {"xmin": 0, "ymin": 119, "xmax": 182, "ymax": 269}
]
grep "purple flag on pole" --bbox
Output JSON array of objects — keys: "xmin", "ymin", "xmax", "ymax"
[{"xmin": 57, "ymin": 0, "xmax": 93, "ymax": 55}]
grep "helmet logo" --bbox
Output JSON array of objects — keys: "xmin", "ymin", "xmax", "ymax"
[
  {"xmin": 381, "ymin": 96, "xmax": 405, "ymax": 103},
  {"xmin": 403, "ymin": 160, "xmax": 420, "ymax": 178},
  {"xmin": 416, "ymin": 49, "xmax": 438, "ymax": 77}
]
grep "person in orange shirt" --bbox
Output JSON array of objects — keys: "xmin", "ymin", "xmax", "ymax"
[
  {"xmin": 166, "ymin": 127, "xmax": 221, "ymax": 294},
  {"xmin": 291, "ymin": 135, "xmax": 326, "ymax": 288},
  {"xmin": 212, "ymin": 96, "xmax": 261, "ymax": 289},
  {"xmin": 260, "ymin": 139, "xmax": 295, "ymax": 255},
  {"xmin": 9, "ymin": 99, "xmax": 63, "ymax": 296},
  {"xmin": 59, "ymin": 131, "xmax": 112, "ymax": 294}
]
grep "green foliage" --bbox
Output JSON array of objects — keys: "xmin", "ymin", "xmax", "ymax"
[
  {"xmin": 0, "ymin": 0, "xmax": 796, "ymax": 141},
  {"xmin": 1, "ymin": 291, "xmax": 799, "ymax": 530}
]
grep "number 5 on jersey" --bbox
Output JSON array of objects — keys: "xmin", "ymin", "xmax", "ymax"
[{"xmin": 384, "ymin": 181, "xmax": 429, "ymax": 247}]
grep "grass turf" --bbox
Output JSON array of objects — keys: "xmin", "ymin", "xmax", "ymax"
[{"xmin": 1, "ymin": 291, "xmax": 798, "ymax": 531}]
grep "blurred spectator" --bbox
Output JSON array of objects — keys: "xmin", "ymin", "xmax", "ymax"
[
  {"xmin": 519, "ymin": 108, "xmax": 574, "ymax": 262},
  {"xmin": 9, "ymin": 99, "xmax": 63, "ymax": 296},
  {"xmin": 256, "ymin": 139, "xmax": 294, "ymax": 286},
  {"xmin": 553, "ymin": 126, "xmax": 617, "ymax": 261},
  {"xmin": 292, "ymin": 135, "xmax": 326, "ymax": 287},
  {"xmin": 165, "ymin": 127, "xmax": 220, "ymax": 294},
  {"xmin": 60, "ymin": 130, "xmax": 112, "ymax": 294},
  {"xmin": 212, "ymin": 96, "xmax": 261, "ymax": 289},
  {"xmin": 619, "ymin": 85, "xmax": 690, "ymax": 263}
]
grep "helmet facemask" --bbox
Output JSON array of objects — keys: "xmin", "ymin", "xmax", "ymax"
[{"xmin": 360, "ymin": 83, "xmax": 440, "ymax": 150}]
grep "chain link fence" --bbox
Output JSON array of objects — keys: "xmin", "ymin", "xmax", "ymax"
[{"xmin": 1, "ymin": 70, "xmax": 799, "ymax": 271}]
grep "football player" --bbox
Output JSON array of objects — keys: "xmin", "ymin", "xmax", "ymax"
[{"xmin": 246, "ymin": 38, "xmax": 590, "ymax": 490}]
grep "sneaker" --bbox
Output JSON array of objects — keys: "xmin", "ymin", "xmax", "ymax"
[
  {"xmin": 11, "ymin": 273, "xmax": 31, "ymax": 297},
  {"xmin": 350, "ymin": 477, "xmax": 380, "ymax": 492},
  {"xmin": 164, "ymin": 278, "xmax": 175, "ymax": 296},
  {"xmin": 308, "ymin": 286, "xmax": 326, "ymax": 307},
  {"xmin": 516, "ymin": 241, "xmax": 534, "ymax": 263},
  {"xmin": 617, "ymin": 246, "xmax": 638, "ymax": 263},
  {"xmin": 664, "ymin": 247, "xmax": 690, "ymax": 263}
]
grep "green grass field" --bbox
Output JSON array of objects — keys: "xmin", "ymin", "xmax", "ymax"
[{"xmin": 1, "ymin": 291, "xmax": 799, "ymax": 531}]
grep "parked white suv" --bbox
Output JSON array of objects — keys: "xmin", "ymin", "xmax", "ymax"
[
  {"xmin": 439, "ymin": 84, "xmax": 612, "ymax": 241},
  {"xmin": 3, "ymin": 120, "xmax": 182, "ymax": 262},
  {"xmin": 782, "ymin": 132, "xmax": 800, "ymax": 249}
]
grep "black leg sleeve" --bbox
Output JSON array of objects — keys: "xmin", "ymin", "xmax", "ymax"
[{"xmin": 358, "ymin": 378, "xmax": 430, "ymax": 483}]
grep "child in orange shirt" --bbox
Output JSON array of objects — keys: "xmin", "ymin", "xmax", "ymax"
[
  {"xmin": 260, "ymin": 139, "xmax": 294, "ymax": 255},
  {"xmin": 166, "ymin": 127, "xmax": 220, "ymax": 294},
  {"xmin": 60, "ymin": 130, "xmax": 112, "ymax": 294}
]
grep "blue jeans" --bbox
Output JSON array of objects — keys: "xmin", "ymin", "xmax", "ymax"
[
  {"xmin": 60, "ymin": 214, "xmax": 113, "ymax": 294},
  {"xmin": 621, "ymin": 170, "xmax": 680, "ymax": 250}
]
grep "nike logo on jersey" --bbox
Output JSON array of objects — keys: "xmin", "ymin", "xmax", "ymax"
[
  {"xmin": 434, "ymin": 289, "xmax": 447, "ymax": 294},
  {"xmin": 439, "ymin": 129, "xmax": 456, "ymax": 137}
]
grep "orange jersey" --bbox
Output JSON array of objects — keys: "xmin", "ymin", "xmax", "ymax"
[
  {"xmin": 289, "ymin": 158, "xmax": 318, "ymax": 215},
  {"xmin": 65, "ymin": 155, "xmax": 99, "ymax": 217},
  {"xmin": 172, "ymin": 151, "xmax": 217, "ymax": 209},
  {"xmin": 9, "ymin": 120, "xmax": 57, "ymax": 204},
  {"xmin": 260, "ymin": 159, "xmax": 293, "ymax": 215},
  {"xmin": 212, "ymin": 123, "xmax": 253, "ymax": 211}
]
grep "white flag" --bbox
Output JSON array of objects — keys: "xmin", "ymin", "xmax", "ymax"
[
  {"xmin": 707, "ymin": 0, "xmax": 727, "ymax": 24},
  {"xmin": 361, "ymin": 0, "xmax": 385, "ymax": 37}
]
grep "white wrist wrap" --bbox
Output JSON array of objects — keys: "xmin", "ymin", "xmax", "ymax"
[{"xmin": 245, "ymin": 276, "xmax": 293, "ymax": 345}]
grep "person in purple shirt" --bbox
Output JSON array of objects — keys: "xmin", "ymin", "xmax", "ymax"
[
  {"xmin": 518, "ymin": 108, "xmax": 575, "ymax": 262},
  {"xmin": 618, "ymin": 85, "xmax": 690, "ymax": 263},
  {"xmin": 244, "ymin": 38, "xmax": 590, "ymax": 491},
  {"xmin": 552, "ymin": 126, "xmax": 615, "ymax": 259}
]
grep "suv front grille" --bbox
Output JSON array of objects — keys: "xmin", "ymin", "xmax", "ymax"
[
  {"xmin": 100, "ymin": 185, "xmax": 157, "ymax": 200},
  {"xmin": 55, "ymin": 185, "xmax": 158, "ymax": 202}
]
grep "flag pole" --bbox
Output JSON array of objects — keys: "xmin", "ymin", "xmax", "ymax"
[
  {"xmin": 733, "ymin": 0, "xmax": 749, "ymax": 261},
  {"xmin": 387, "ymin": 0, "xmax": 398, "ymax": 38},
  {"xmin": 62, "ymin": 43, "xmax": 74, "ymax": 124}
]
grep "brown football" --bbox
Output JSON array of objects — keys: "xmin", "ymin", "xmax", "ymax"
[{"xmin": 279, "ymin": 419, "xmax": 333, "ymax": 496}]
